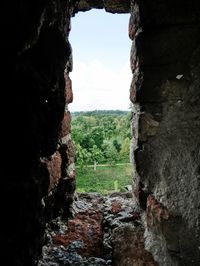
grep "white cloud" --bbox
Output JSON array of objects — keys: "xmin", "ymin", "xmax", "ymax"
[{"xmin": 69, "ymin": 59, "xmax": 132, "ymax": 111}]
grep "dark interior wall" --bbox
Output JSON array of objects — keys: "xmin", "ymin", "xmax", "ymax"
[
  {"xmin": 130, "ymin": 0, "xmax": 200, "ymax": 265},
  {"xmin": 1, "ymin": 1, "xmax": 78, "ymax": 265}
]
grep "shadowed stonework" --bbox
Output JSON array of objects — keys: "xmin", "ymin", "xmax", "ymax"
[{"xmin": 1, "ymin": 0, "xmax": 200, "ymax": 265}]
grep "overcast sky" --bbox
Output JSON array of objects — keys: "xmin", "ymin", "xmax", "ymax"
[{"xmin": 69, "ymin": 9, "xmax": 132, "ymax": 112}]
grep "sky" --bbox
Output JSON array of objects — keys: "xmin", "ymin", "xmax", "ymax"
[{"xmin": 68, "ymin": 9, "xmax": 132, "ymax": 112}]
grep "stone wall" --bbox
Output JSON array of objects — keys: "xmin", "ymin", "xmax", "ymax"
[
  {"xmin": 1, "ymin": 0, "xmax": 200, "ymax": 265},
  {"xmin": 1, "ymin": 1, "xmax": 78, "ymax": 265},
  {"xmin": 129, "ymin": 0, "xmax": 200, "ymax": 265}
]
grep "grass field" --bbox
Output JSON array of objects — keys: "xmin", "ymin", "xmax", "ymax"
[{"xmin": 76, "ymin": 163, "xmax": 133, "ymax": 194}]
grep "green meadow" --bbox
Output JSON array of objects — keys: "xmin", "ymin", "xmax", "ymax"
[{"xmin": 76, "ymin": 163, "xmax": 133, "ymax": 194}]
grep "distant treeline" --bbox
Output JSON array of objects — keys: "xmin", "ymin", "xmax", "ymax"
[{"xmin": 71, "ymin": 110, "xmax": 129, "ymax": 117}]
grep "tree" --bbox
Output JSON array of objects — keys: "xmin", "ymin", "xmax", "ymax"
[
  {"xmin": 91, "ymin": 127, "xmax": 104, "ymax": 149},
  {"xmin": 120, "ymin": 137, "xmax": 130, "ymax": 162},
  {"xmin": 80, "ymin": 134, "xmax": 95, "ymax": 149},
  {"xmin": 71, "ymin": 126, "xmax": 84, "ymax": 144},
  {"xmin": 113, "ymin": 139, "xmax": 121, "ymax": 152},
  {"xmin": 75, "ymin": 144, "xmax": 91, "ymax": 172},
  {"xmin": 102, "ymin": 140, "xmax": 118, "ymax": 165},
  {"xmin": 89, "ymin": 145, "xmax": 103, "ymax": 170}
]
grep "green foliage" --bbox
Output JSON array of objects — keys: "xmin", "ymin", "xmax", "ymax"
[
  {"xmin": 75, "ymin": 144, "xmax": 91, "ymax": 171},
  {"xmin": 101, "ymin": 140, "xmax": 118, "ymax": 165},
  {"xmin": 71, "ymin": 110, "xmax": 131, "ymax": 170},
  {"xmin": 113, "ymin": 139, "xmax": 121, "ymax": 152},
  {"xmin": 120, "ymin": 137, "xmax": 131, "ymax": 161},
  {"xmin": 89, "ymin": 145, "xmax": 104, "ymax": 164},
  {"xmin": 91, "ymin": 127, "xmax": 104, "ymax": 148},
  {"xmin": 80, "ymin": 134, "xmax": 95, "ymax": 149}
]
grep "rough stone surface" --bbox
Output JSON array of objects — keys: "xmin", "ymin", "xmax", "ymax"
[
  {"xmin": 128, "ymin": 2, "xmax": 140, "ymax": 40},
  {"xmin": 77, "ymin": 0, "xmax": 130, "ymax": 13},
  {"xmin": 112, "ymin": 224, "xmax": 158, "ymax": 266},
  {"xmin": 60, "ymin": 111, "xmax": 72, "ymax": 137},
  {"xmin": 135, "ymin": 0, "xmax": 200, "ymax": 27},
  {"xmin": 104, "ymin": 0, "xmax": 130, "ymax": 14},
  {"xmin": 146, "ymin": 195, "xmax": 170, "ymax": 228},
  {"xmin": 2, "ymin": 0, "xmax": 200, "ymax": 265},
  {"xmin": 130, "ymin": 0, "xmax": 200, "ymax": 265},
  {"xmin": 1, "ymin": 1, "xmax": 78, "ymax": 265},
  {"xmin": 64, "ymin": 73, "xmax": 73, "ymax": 104},
  {"xmin": 77, "ymin": 0, "xmax": 104, "ymax": 12},
  {"xmin": 53, "ymin": 211, "xmax": 103, "ymax": 257},
  {"xmin": 46, "ymin": 151, "xmax": 62, "ymax": 192},
  {"xmin": 39, "ymin": 192, "xmax": 157, "ymax": 265}
]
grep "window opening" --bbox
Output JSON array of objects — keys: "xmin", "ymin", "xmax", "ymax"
[{"xmin": 69, "ymin": 9, "xmax": 133, "ymax": 194}]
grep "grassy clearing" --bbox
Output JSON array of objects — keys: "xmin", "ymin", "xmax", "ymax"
[{"xmin": 76, "ymin": 163, "xmax": 133, "ymax": 194}]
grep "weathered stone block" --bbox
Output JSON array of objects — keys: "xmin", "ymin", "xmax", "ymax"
[
  {"xmin": 112, "ymin": 224, "xmax": 158, "ymax": 266},
  {"xmin": 64, "ymin": 72, "xmax": 73, "ymax": 104},
  {"xmin": 60, "ymin": 111, "xmax": 71, "ymax": 137},
  {"xmin": 104, "ymin": 0, "xmax": 130, "ymax": 13},
  {"xmin": 136, "ymin": 0, "xmax": 200, "ymax": 27},
  {"xmin": 46, "ymin": 151, "xmax": 62, "ymax": 192},
  {"xmin": 128, "ymin": 2, "xmax": 140, "ymax": 40}
]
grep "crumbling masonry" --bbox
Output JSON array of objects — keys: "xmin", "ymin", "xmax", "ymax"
[{"xmin": 1, "ymin": 0, "xmax": 200, "ymax": 265}]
